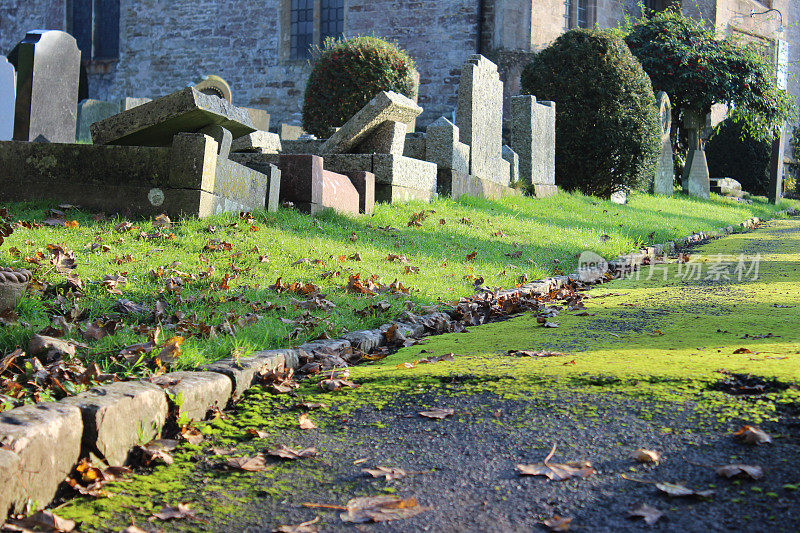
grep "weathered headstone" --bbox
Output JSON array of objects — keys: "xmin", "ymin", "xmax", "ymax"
[
  {"xmin": 76, "ymin": 97, "xmax": 151, "ymax": 143},
  {"xmin": 610, "ymin": 190, "xmax": 628, "ymax": 204},
  {"xmin": 769, "ymin": 126, "xmax": 786, "ymax": 204},
  {"xmin": 0, "ymin": 57, "xmax": 14, "ymax": 141},
  {"xmin": 653, "ymin": 92, "xmax": 674, "ymax": 195},
  {"xmin": 425, "ymin": 116, "xmax": 470, "ymax": 175},
  {"xmin": 343, "ymin": 171, "xmax": 375, "ymax": 215},
  {"xmin": 403, "ymin": 132, "xmax": 427, "ymax": 160},
  {"xmin": 681, "ymin": 109, "xmax": 710, "ymax": 199},
  {"xmin": 193, "ymin": 75, "xmax": 233, "ymax": 103},
  {"xmin": 456, "ymin": 55, "xmax": 507, "ymax": 185},
  {"xmin": 242, "ymin": 107, "xmax": 270, "ymax": 131},
  {"xmin": 280, "ymin": 123, "xmax": 305, "ymax": 141},
  {"xmin": 510, "ymin": 95, "xmax": 556, "ymax": 191},
  {"xmin": 91, "ymin": 87, "xmax": 254, "ymax": 147},
  {"xmin": 502, "ymin": 145, "xmax": 519, "ymax": 186},
  {"xmin": 8, "ymin": 30, "xmax": 80, "ymax": 143},
  {"xmin": 319, "ymin": 91, "xmax": 421, "ymax": 155},
  {"xmin": 355, "ymin": 121, "xmax": 407, "ymax": 155},
  {"xmin": 277, "ymin": 154, "xmax": 360, "ymax": 215}
]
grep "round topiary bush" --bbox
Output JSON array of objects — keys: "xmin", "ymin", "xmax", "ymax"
[
  {"xmin": 302, "ymin": 36, "xmax": 416, "ymax": 138},
  {"xmin": 706, "ymin": 118, "xmax": 771, "ymax": 196},
  {"xmin": 520, "ymin": 29, "xmax": 660, "ymax": 197}
]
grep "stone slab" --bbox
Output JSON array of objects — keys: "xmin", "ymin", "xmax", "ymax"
[
  {"xmin": 533, "ymin": 184, "xmax": 559, "ymax": 198},
  {"xmin": 202, "ymin": 349, "xmax": 296, "ymax": 399},
  {"xmin": 610, "ymin": 191, "xmax": 628, "ymax": 204},
  {"xmin": 341, "ymin": 329, "xmax": 385, "ymax": 352},
  {"xmin": 437, "ymin": 169, "xmax": 521, "ymax": 200},
  {"xmin": 344, "ymin": 171, "xmax": 375, "ymax": 215},
  {"xmin": 403, "ymin": 132, "xmax": 426, "ymax": 160},
  {"xmin": 280, "ymin": 123, "xmax": 305, "ymax": 141},
  {"xmin": 684, "ymin": 149, "xmax": 710, "ymax": 199},
  {"xmin": 214, "ymin": 158, "xmax": 268, "ymax": 211},
  {"xmin": 355, "ymin": 120, "xmax": 407, "ymax": 155},
  {"xmin": 241, "ymin": 107, "xmax": 270, "ymax": 131},
  {"xmin": 277, "ymin": 154, "xmax": 324, "ymax": 206},
  {"xmin": 227, "ymin": 153, "xmax": 282, "ymax": 211},
  {"xmin": 425, "ymin": 116, "xmax": 470, "ymax": 175},
  {"xmin": 91, "ymin": 87, "xmax": 255, "ymax": 147},
  {"xmin": 0, "ymin": 402, "xmax": 82, "ymax": 514},
  {"xmin": 8, "ymin": 30, "xmax": 80, "ymax": 143},
  {"xmin": 231, "ymin": 130, "xmax": 281, "ymax": 153},
  {"xmin": 653, "ymin": 92, "xmax": 674, "ymax": 195},
  {"xmin": 511, "ymin": 95, "xmax": 556, "ymax": 187},
  {"xmin": 281, "ymin": 138, "xmax": 324, "ymax": 154},
  {"xmin": 376, "ymin": 184, "xmax": 434, "ymax": 203},
  {"xmin": 321, "ymin": 170, "xmax": 360, "ymax": 215},
  {"xmin": 373, "ymin": 154, "xmax": 437, "ymax": 190},
  {"xmin": 0, "ymin": 57, "xmax": 15, "ymax": 141},
  {"xmin": 163, "ymin": 371, "xmax": 233, "ymax": 422},
  {"xmin": 502, "ymin": 145, "xmax": 519, "ymax": 186},
  {"xmin": 60, "ymin": 381, "xmax": 167, "ymax": 466},
  {"xmin": 320, "ymin": 91, "xmax": 421, "ymax": 155}
]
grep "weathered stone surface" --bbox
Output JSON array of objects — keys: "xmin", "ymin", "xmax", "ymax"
[
  {"xmin": 241, "ymin": 107, "xmax": 270, "ymax": 131},
  {"xmin": 60, "ymin": 382, "xmax": 167, "ymax": 466},
  {"xmin": 8, "ymin": 30, "xmax": 80, "ymax": 143},
  {"xmin": 318, "ymin": 153, "xmax": 374, "ymax": 175},
  {"xmin": 321, "ymin": 170, "xmax": 360, "ymax": 215},
  {"xmin": 263, "ymin": 163, "xmax": 281, "ymax": 212},
  {"xmin": 202, "ymin": 349, "xmax": 296, "ymax": 399},
  {"xmin": 91, "ymin": 87, "xmax": 255, "ymax": 147},
  {"xmin": 684, "ymin": 150, "xmax": 710, "ymax": 199},
  {"xmin": 341, "ymin": 329, "xmax": 385, "ymax": 352},
  {"xmin": 0, "ymin": 402, "xmax": 82, "ymax": 514},
  {"xmin": 76, "ymin": 98, "xmax": 151, "ymax": 143},
  {"xmin": 355, "ymin": 121, "xmax": 407, "ymax": 155},
  {"xmin": 373, "ymin": 154, "xmax": 437, "ymax": 190},
  {"xmin": 533, "ymin": 184, "xmax": 559, "ymax": 198},
  {"xmin": 214, "ymin": 158, "xmax": 268, "ymax": 211},
  {"xmin": 226, "ymin": 153, "xmax": 281, "ymax": 211},
  {"xmin": 425, "ymin": 116, "xmax": 470, "ymax": 175},
  {"xmin": 0, "ymin": 57, "xmax": 15, "ymax": 141},
  {"xmin": 456, "ymin": 55, "xmax": 505, "ymax": 184},
  {"xmin": 231, "ymin": 130, "xmax": 281, "ymax": 153},
  {"xmin": 275, "ymin": 154, "xmax": 359, "ymax": 214},
  {"xmin": 344, "ymin": 171, "xmax": 376, "ymax": 215},
  {"xmin": 320, "ymin": 91, "xmax": 421, "ymax": 155},
  {"xmin": 711, "ymin": 177, "xmax": 743, "ymax": 198},
  {"xmin": 502, "ymin": 145, "xmax": 519, "ymax": 186},
  {"xmin": 653, "ymin": 92, "xmax": 674, "ymax": 195},
  {"xmin": 437, "ymin": 169, "xmax": 521, "ymax": 200},
  {"xmin": 376, "ymin": 184, "xmax": 434, "ymax": 203},
  {"xmin": 281, "ymin": 138, "xmax": 324, "ymax": 154},
  {"xmin": 280, "ymin": 123, "xmax": 305, "ymax": 141},
  {"xmin": 403, "ymin": 132, "xmax": 426, "ymax": 160},
  {"xmin": 163, "ymin": 371, "xmax": 233, "ymax": 422},
  {"xmin": 610, "ymin": 191, "xmax": 628, "ymax": 204},
  {"xmin": 511, "ymin": 95, "xmax": 556, "ymax": 188}
]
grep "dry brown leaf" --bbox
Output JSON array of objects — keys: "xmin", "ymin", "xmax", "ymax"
[
  {"xmin": 298, "ymin": 413, "xmax": 317, "ymax": 430},
  {"xmin": 418, "ymin": 408, "xmax": 455, "ymax": 419},
  {"xmin": 631, "ymin": 449, "xmax": 661, "ymax": 465},
  {"xmin": 362, "ymin": 466, "xmax": 407, "ymax": 480},
  {"xmin": 226, "ymin": 455, "xmax": 267, "ymax": 472},
  {"xmin": 180, "ymin": 426, "xmax": 204, "ymax": 445},
  {"xmin": 733, "ymin": 347, "xmax": 752, "ymax": 354},
  {"xmin": 319, "ymin": 378, "xmax": 359, "ymax": 391},
  {"xmin": 267, "ymin": 444, "xmax": 318, "ymax": 460},
  {"xmin": 340, "ymin": 495, "xmax": 428, "ymax": 523},
  {"xmin": 516, "ymin": 444, "xmax": 595, "ymax": 481},
  {"xmin": 273, "ymin": 516, "xmax": 320, "ymax": 533},
  {"xmin": 716, "ymin": 464, "xmax": 763, "ymax": 480},
  {"xmin": 627, "ymin": 503, "xmax": 663, "ymax": 525},
  {"xmin": 2, "ymin": 511, "xmax": 76, "ymax": 532},
  {"xmin": 149, "ymin": 503, "xmax": 196, "ymax": 521},
  {"xmin": 655, "ymin": 482, "xmax": 713, "ymax": 498},
  {"xmin": 506, "ymin": 350, "xmax": 563, "ymax": 358},
  {"xmin": 295, "ymin": 401, "xmax": 328, "ymax": 410},
  {"xmin": 733, "ymin": 425, "xmax": 772, "ymax": 445},
  {"xmin": 543, "ymin": 515, "xmax": 572, "ymax": 531},
  {"xmin": 246, "ymin": 428, "xmax": 269, "ymax": 439},
  {"xmin": 465, "ymin": 251, "xmax": 477, "ymax": 261}
]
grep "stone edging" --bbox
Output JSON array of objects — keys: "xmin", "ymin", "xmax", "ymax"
[{"xmin": 0, "ymin": 212, "xmax": 781, "ymax": 520}]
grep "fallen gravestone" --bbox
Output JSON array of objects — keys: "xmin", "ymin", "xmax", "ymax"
[
  {"xmin": 0, "ymin": 57, "xmax": 14, "ymax": 141},
  {"xmin": 8, "ymin": 30, "xmax": 80, "ymax": 143},
  {"xmin": 511, "ymin": 95, "xmax": 557, "ymax": 197},
  {"xmin": 76, "ymin": 97, "xmax": 151, "ymax": 143},
  {"xmin": 653, "ymin": 92, "xmax": 674, "ymax": 195}
]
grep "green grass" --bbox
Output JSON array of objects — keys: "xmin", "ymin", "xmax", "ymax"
[{"xmin": 0, "ymin": 191, "xmax": 795, "ymax": 402}]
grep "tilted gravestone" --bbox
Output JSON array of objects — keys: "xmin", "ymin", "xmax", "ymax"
[
  {"xmin": 425, "ymin": 116, "xmax": 469, "ymax": 175},
  {"xmin": 653, "ymin": 92, "xmax": 674, "ymax": 195},
  {"xmin": 76, "ymin": 97, "xmax": 151, "ymax": 143},
  {"xmin": 456, "ymin": 55, "xmax": 509, "ymax": 186},
  {"xmin": 0, "ymin": 57, "xmax": 14, "ymax": 141},
  {"xmin": 8, "ymin": 30, "xmax": 80, "ymax": 143},
  {"xmin": 511, "ymin": 95, "xmax": 556, "ymax": 196}
]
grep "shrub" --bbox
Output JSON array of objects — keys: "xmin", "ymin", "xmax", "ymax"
[
  {"xmin": 521, "ymin": 29, "xmax": 660, "ymax": 197},
  {"xmin": 706, "ymin": 119, "xmax": 772, "ymax": 196},
  {"xmin": 302, "ymin": 36, "xmax": 416, "ymax": 138}
]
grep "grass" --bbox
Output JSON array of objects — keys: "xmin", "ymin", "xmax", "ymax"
[{"xmin": 0, "ymin": 191, "xmax": 795, "ymax": 407}]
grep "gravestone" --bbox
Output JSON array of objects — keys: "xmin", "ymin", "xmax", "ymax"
[
  {"xmin": 652, "ymin": 92, "xmax": 674, "ymax": 195},
  {"xmin": 76, "ymin": 97, "xmax": 151, "ymax": 143},
  {"xmin": 681, "ymin": 109, "xmax": 710, "ymax": 199},
  {"xmin": 91, "ymin": 87, "xmax": 254, "ymax": 147},
  {"xmin": 456, "ymin": 55, "xmax": 508, "ymax": 186},
  {"xmin": 510, "ymin": 95, "xmax": 556, "ymax": 191},
  {"xmin": 193, "ymin": 75, "xmax": 232, "ymax": 103},
  {"xmin": 768, "ymin": 127, "xmax": 786, "ymax": 204},
  {"xmin": 502, "ymin": 145, "xmax": 519, "ymax": 186},
  {"xmin": 355, "ymin": 121, "xmax": 407, "ymax": 155},
  {"xmin": 8, "ymin": 30, "xmax": 80, "ymax": 143},
  {"xmin": 280, "ymin": 124, "xmax": 305, "ymax": 141},
  {"xmin": 276, "ymin": 154, "xmax": 359, "ymax": 215},
  {"xmin": 242, "ymin": 107, "xmax": 270, "ymax": 131},
  {"xmin": 319, "ymin": 91, "xmax": 421, "ymax": 155},
  {"xmin": 0, "ymin": 57, "xmax": 14, "ymax": 141},
  {"xmin": 425, "ymin": 116, "xmax": 470, "ymax": 175},
  {"xmin": 231, "ymin": 130, "xmax": 282, "ymax": 153}
]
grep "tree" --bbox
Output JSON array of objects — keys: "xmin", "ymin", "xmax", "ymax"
[{"xmin": 623, "ymin": 8, "xmax": 794, "ymax": 142}]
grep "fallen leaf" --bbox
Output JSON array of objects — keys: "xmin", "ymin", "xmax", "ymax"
[
  {"xmin": 319, "ymin": 378, "xmax": 359, "ymax": 391},
  {"xmin": 506, "ymin": 350, "xmax": 563, "ymax": 358},
  {"xmin": 298, "ymin": 413, "xmax": 317, "ymax": 430},
  {"xmin": 465, "ymin": 251, "xmax": 477, "ymax": 261},
  {"xmin": 149, "ymin": 503, "xmax": 196, "ymax": 521},
  {"xmin": 362, "ymin": 466, "xmax": 407, "ymax": 481},
  {"xmin": 716, "ymin": 464, "xmax": 763, "ymax": 480},
  {"xmin": 122, "ymin": 526, "xmax": 148, "ymax": 533},
  {"xmin": 267, "ymin": 444, "xmax": 318, "ymax": 460},
  {"xmin": 543, "ymin": 515, "xmax": 572, "ymax": 531},
  {"xmin": 419, "ymin": 408, "xmax": 454, "ymax": 419},
  {"xmin": 340, "ymin": 495, "xmax": 428, "ymax": 523},
  {"xmin": 226, "ymin": 455, "xmax": 267, "ymax": 472},
  {"xmin": 246, "ymin": 428, "xmax": 269, "ymax": 439},
  {"xmin": 2, "ymin": 511, "xmax": 76, "ymax": 532},
  {"xmin": 632, "ymin": 449, "xmax": 661, "ymax": 465},
  {"xmin": 295, "ymin": 401, "xmax": 328, "ymax": 410},
  {"xmin": 733, "ymin": 347, "xmax": 752, "ymax": 354},
  {"xmin": 733, "ymin": 425, "xmax": 772, "ymax": 445},
  {"xmin": 180, "ymin": 426, "xmax": 204, "ymax": 445},
  {"xmin": 627, "ymin": 503, "xmax": 663, "ymax": 525},
  {"xmin": 273, "ymin": 516, "xmax": 320, "ymax": 533},
  {"xmin": 656, "ymin": 482, "xmax": 713, "ymax": 498},
  {"xmin": 516, "ymin": 444, "xmax": 595, "ymax": 481}
]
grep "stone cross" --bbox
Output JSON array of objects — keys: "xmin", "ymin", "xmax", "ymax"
[
  {"xmin": 0, "ymin": 57, "xmax": 15, "ymax": 141},
  {"xmin": 652, "ymin": 92, "xmax": 674, "ymax": 195},
  {"xmin": 455, "ymin": 55, "xmax": 507, "ymax": 185},
  {"xmin": 8, "ymin": 30, "xmax": 80, "ymax": 143}
]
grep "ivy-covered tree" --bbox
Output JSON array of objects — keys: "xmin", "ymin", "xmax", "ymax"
[{"xmin": 623, "ymin": 8, "xmax": 794, "ymax": 141}]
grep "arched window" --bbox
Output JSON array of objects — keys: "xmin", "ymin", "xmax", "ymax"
[
  {"xmin": 288, "ymin": 0, "xmax": 346, "ymax": 60},
  {"xmin": 68, "ymin": 0, "xmax": 120, "ymax": 61}
]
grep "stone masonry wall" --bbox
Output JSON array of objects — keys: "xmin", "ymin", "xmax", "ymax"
[{"xmin": 0, "ymin": 1, "xmax": 66, "ymax": 56}]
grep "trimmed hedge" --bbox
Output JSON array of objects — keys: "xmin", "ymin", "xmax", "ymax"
[
  {"xmin": 706, "ymin": 118, "xmax": 771, "ymax": 196},
  {"xmin": 302, "ymin": 37, "xmax": 416, "ymax": 138},
  {"xmin": 521, "ymin": 29, "xmax": 660, "ymax": 197}
]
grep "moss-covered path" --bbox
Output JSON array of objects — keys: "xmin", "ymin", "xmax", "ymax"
[{"xmin": 58, "ymin": 219, "xmax": 800, "ymax": 532}]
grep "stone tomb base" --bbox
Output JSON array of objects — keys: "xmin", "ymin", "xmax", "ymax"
[
  {"xmin": 322, "ymin": 153, "xmax": 437, "ymax": 203},
  {"xmin": 532, "ymin": 184, "xmax": 559, "ymax": 198},
  {"xmin": 437, "ymin": 170, "xmax": 521, "ymax": 200},
  {"xmin": 0, "ymin": 136, "xmax": 277, "ymax": 217}
]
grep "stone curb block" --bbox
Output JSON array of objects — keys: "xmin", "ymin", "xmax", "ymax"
[
  {"xmin": 201, "ymin": 349, "xmax": 296, "ymax": 400},
  {"xmin": 60, "ymin": 381, "xmax": 168, "ymax": 467},
  {"xmin": 341, "ymin": 329, "xmax": 385, "ymax": 352},
  {"xmin": 163, "ymin": 371, "xmax": 233, "ymax": 422},
  {"xmin": 0, "ymin": 402, "xmax": 83, "ymax": 516}
]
